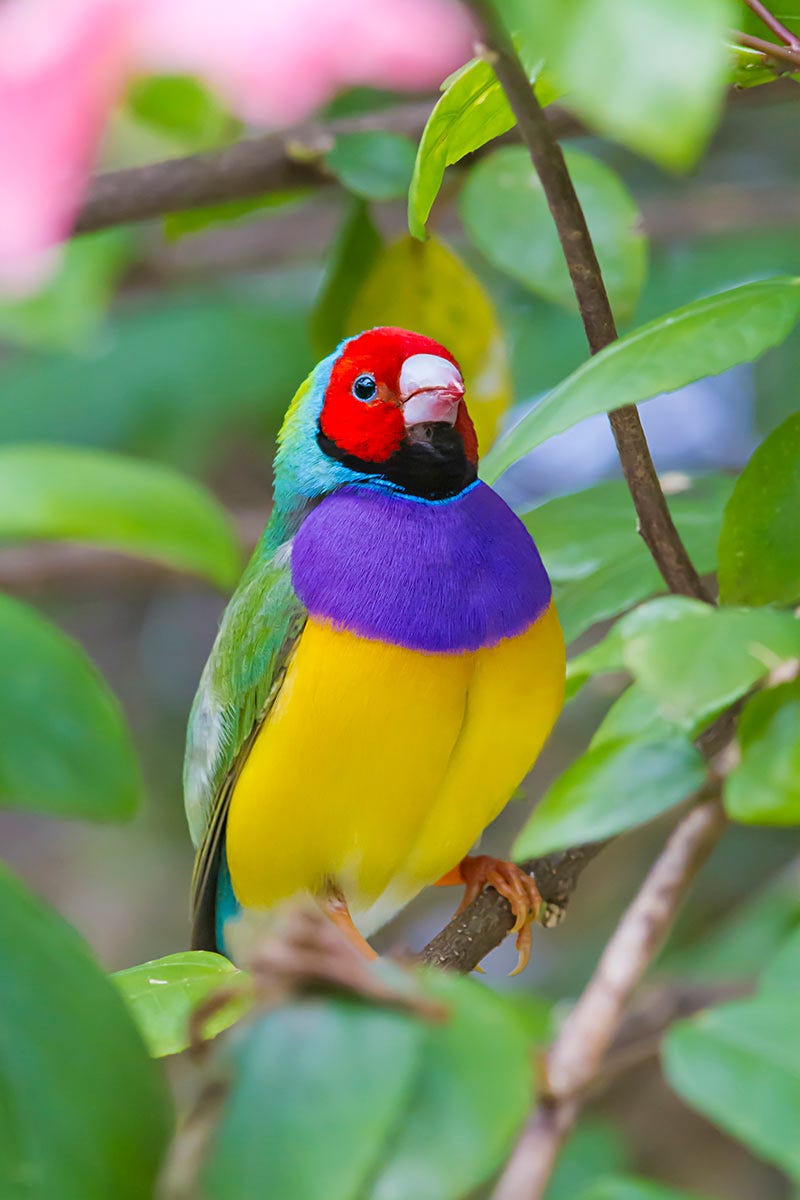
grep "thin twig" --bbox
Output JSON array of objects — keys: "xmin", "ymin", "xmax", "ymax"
[
  {"xmin": 733, "ymin": 29, "xmax": 800, "ymax": 68},
  {"xmin": 493, "ymin": 795, "xmax": 727, "ymax": 1200},
  {"xmin": 465, "ymin": 1, "xmax": 708, "ymax": 601},
  {"xmin": 546, "ymin": 798, "xmax": 726, "ymax": 1098},
  {"xmin": 741, "ymin": 0, "xmax": 800, "ymax": 47}
]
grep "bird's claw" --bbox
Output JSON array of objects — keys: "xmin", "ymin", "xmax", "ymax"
[{"xmin": 454, "ymin": 855, "xmax": 542, "ymax": 975}]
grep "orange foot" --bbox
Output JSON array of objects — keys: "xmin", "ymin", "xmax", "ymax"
[
  {"xmin": 436, "ymin": 855, "xmax": 542, "ymax": 976},
  {"xmin": 322, "ymin": 890, "xmax": 378, "ymax": 961}
]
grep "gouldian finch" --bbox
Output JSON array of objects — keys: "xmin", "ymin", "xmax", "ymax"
[{"xmin": 185, "ymin": 327, "xmax": 565, "ymax": 971}]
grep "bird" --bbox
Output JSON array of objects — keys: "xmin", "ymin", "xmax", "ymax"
[{"xmin": 184, "ymin": 326, "xmax": 565, "ymax": 972}]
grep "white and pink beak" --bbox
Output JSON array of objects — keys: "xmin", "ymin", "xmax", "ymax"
[{"xmin": 399, "ymin": 353, "xmax": 464, "ymax": 427}]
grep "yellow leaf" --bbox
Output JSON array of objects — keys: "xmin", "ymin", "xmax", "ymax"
[{"xmin": 346, "ymin": 235, "xmax": 512, "ymax": 453}]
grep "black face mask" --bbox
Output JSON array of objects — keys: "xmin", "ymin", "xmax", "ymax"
[{"xmin": 317, "ymin": 421, "xmax": 477, "ymax": 501}]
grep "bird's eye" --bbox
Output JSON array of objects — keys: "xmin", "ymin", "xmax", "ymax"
[{"xmin": 352, "ymin": 373, "xmax": 377, "ymax": 401}]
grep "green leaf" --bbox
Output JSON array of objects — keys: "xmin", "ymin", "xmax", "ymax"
[
  {"xmin": 113, "ymin": 951, "xmax": 252, "ymax": 1058},
  {"xmin": 481, "ymin": 277, "xmax": 800, "ymax": 484},
  {"xmin": 724, "ymin": 682, "xmax": 800, "ymax": 826},
  {"xmin": 347, "ymin": 235, "xmax": 512, "ymax": 451},
  {"xmin": 513, "ymin": 735, "xmax": 705, "ymax": 859},
  {"xmin": 718, "ymin": 412, "xmax": 800, "ymax": 606},
  {"xmin": 325, "ymin": 131, "xmax": 417, "ymax": 201},
  {"xmin": 409, "ymin": 60, "xmax": 510, "ymax": 240},
  {"xmin": 575, "ymin": 1179, "xmax": 711, "ymax": 1200},
  {"xmin": 0, "ymin": 595, "xmax": 140, "ymax": 820},
  {"xmin": 0, "ymin": 444, "xmax": 240, "ymax": 588},
  {"xmin": 203, "ymin": 996, "xmax": 424, "ymax": 1200},
  {"xmin": 366, "ymin": 970, "xmax": 532, "ymax": 1200},
  {"xmin": 621, "ymin": 599, "xmax": 800, "ymax": 725},
  {"xmin": 591, "ymin": 685, "xmax": 686, "ymax": 748},
  {"xmin": 125, "ymin": 73, "xmax": 236, "ymax": 151},
  {"xmin": 526, "ymin": 474, "xmax": 733, "ymax": 642},
  {"xmin": 564, "ymin": 594, "xmax": 691, "ymax": 701},
  {"xmin": 0, "ymin": 231, "xmax": 132, "ymax": 351},
  {"xmin": 407, "ymin": 56, "xmax": 555, "ymax": 240},
  {"xmin": 204, "ymin": 970, "xmax": 532, "ymax": 1200},
  {"xmin": 0, "ymin": 864, "xmax": 172, "ymax": 1199},
  {"xmin": 460, "ymin": 146, "xmax": 647, "ymax": 322},
  {"xmin": 569, "ymin": 592, "xmax": 800, "ymax": 722},
  {"xmin": 311, "ymin": 201, "xmax": 383, "ymax": 357},
  {"xmin": 760, "ymin": 928, "xmax": 800, "ymax": 996},
  {"xmin": 664, "ymin": 997, "xmax": 800, "ymax": 1181},
  {"xmin": 503, "ymin": 0, "xmax": 736, "ymax": 170}
]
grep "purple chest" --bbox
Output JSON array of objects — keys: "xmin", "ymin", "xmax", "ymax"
[{"xmin": 290, "ymin": 482, "xmax": 551, "ymax": 653}]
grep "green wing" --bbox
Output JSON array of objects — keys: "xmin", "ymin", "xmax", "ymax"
[{"xmin": 184, "ymin": 515, "xmax": 307, "ymax": 948}]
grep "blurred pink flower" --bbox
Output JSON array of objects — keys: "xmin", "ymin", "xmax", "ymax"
[
  {"xmin": 0, "ymin": 0, "xmax": 131, "ymax": 293},
  {"xmin": 0, "ymin": 0, "xmax": 473, "ymax": 294},
  {"xmin": 134, "ymin": 0, "xmax": 474, "ymax": 126}
]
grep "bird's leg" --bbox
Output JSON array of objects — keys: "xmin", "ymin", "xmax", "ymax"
[
  {"xmin": 435, "ymin": 855, "xmax": 542, "ymax": 975},
  {"xmin": 321, "ymin": 886, "xmax": 378, "ymax": 961}
]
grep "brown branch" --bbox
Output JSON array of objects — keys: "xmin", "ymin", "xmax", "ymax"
[
  {"xmin": 741, "ymin": 0, "xmax": 800, "ymax": 48},
  {"xmin": 492, "ymin": 795, "xmax": 727, "ymax": 1200},
  {"xmin": 733, "ymin": 29, "xmax": 800, "ymax": 69},
  {"xmin": 466, "ymin": 2, "xmax": 708, "ymax": 602},
  {"xmin": 420, "ymin": 842, "xmax": 608, "ymax": 972},
  {"xmin": 77, "ymin": 137, "xmax": 325, "ymax": 235},
  {"xmin": 75, "ymin": 101, "xmax": 435, "ymax": 234}
]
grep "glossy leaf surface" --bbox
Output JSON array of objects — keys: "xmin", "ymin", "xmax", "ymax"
[{"xmin": 113, "ymin": 951, "xmax": 252, "ymax": 1058}]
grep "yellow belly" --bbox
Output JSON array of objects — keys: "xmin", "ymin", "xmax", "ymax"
[{"xmin": 226, "ymin": 602, "xmax": 564, "ymax": 933}]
